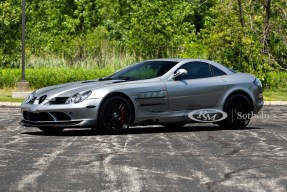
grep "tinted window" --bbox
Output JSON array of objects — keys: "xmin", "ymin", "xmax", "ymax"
[
  {"xmin": 176, "ymin": 62, "xmax": 212, "ymax": 80},
  {"xmin": 211, "ymin": 65, "xmax": 226, "ymax": 76}
]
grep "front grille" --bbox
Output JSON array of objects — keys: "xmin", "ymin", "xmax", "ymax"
[
  {"xmin": 23, "ymin": 111, "xmax": 71, "ymax": 122},
  {"xmin": 49, "ymin": 97, "xmax": 69, "ymax": 104},
  {"xmin": 23, "ymin": 111, "xmax": 54, "ymax": 121},
  {"xmin": 49, "ymin": 112, "xmax": 70, "ymax": 121}
]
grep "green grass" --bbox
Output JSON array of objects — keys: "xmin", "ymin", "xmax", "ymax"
[
  {"xmin": 263, "ymin": 91, "xmax": 287, "ymax": 101},
  {"xmin": 0, "ymin": 88, "xmax": 25, "ymax": 103}
]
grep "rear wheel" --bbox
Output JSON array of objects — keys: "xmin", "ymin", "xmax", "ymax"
[
  {"xmin": 99, "ymin": 96, "xmax": 133, "ymax": 134},
  {"xmin": 38, "ymin": 127, "xmax": 64, "ymax": 133},
  {"xmin": 219, "ymin": 94, "xmax": 252, "ymax": 129}
]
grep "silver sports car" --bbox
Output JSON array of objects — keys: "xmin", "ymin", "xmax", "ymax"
[{"xmin": 21, "ymin": 59, "xmax": 263, "ymax": 134}]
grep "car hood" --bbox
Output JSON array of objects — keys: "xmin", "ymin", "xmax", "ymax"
[{"xmin": 33, "ymin": 80, "xmax": 126, "ymax": 99}]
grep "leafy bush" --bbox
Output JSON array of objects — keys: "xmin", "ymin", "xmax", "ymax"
[
  {"xmin": 0, "ymin": 67, "xmax": 114, "ymax": 89},
  {"xmin": 0, "ymin": 68, "xmax": 21, "ymax": 88},
  {"xmin": 264, "ymin": 71, "xmax": 287, "ymax": 91}
]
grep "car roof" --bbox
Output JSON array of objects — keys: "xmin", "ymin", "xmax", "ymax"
[
  {"xmin": 145, "ymin": 58, "xmax": 191, "ymax": 62},
  {"xmin": 144, "ymin": 58, "xmax": 234, "ymax": 75},
  {"xmin": 145, "ymin": 58, "xmax": 216, "ymax": 63}
]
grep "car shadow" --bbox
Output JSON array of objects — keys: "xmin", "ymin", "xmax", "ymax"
[{"xmin": 21, "ymin": 124, "xmax": 262, "ymax": 137}]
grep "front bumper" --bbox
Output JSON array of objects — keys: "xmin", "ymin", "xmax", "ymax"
[
  {"xmin": 251, "ymin": 85, "xmax": 264, "ymax": 114},
  {"xmin": 20, "ymin": 119, "xmax": 97, "ymax": 128},
  {"xmin": 20, "ymin": 98, "xmax": 101, "ymax": 128}
]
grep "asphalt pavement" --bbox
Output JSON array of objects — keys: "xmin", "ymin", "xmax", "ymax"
[{"xmin": 0, "ymin": 105, "xmax": 286, "ymax": 192}]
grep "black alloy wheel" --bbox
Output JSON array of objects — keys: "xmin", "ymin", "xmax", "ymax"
[
  {"xmin": 219, "ymin": 94, "xmax": 252, "ymax": 129},
  {"xmin": 99, "ymin": 96, "xmax": 133, "ymax": 134}
]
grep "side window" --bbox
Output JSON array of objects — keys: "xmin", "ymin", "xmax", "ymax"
[
  {"xmin": 176, "ymin": 62, "xmax": 212, "ymax": 80},
  {"xmin": 211, "ymin": 65, "xmax": 226, "ymax": 76}
]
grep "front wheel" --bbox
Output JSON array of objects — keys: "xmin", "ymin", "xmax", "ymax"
[
  {"xmin": 219, "ymin": 94, "xmax": 252, "ymax": 129},
  {"xmin": 99, "ymin": 96, "xmax": 133, "ymax": 134}
]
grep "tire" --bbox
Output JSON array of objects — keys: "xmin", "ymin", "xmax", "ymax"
[
  {"xmin": 99, "ymin": 95, "xmax": 133, "ymax": 134},
  {"xmin": 38, "ymin": 127, "xmax": 64, "ymax": 133},
  {"xmin": 219, "ymin": 94, "xmax": 252, "ymax": 129},
  {"xmin": 162, "ymin": 123, "xmax": 185, "ymax": 129}
]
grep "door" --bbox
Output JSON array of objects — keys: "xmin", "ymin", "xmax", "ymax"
[{"xmin": 165, "ymin": 61, "xmax": 226, "ymax": 111}]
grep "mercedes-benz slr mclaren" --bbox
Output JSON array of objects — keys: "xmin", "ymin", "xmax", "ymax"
[{"xmin": 20, "ymin": 59, "xmax": 263, "ymax": 134}]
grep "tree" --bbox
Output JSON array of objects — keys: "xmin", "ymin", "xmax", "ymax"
[
  {"xmin": 201, "ymin": 0, "xmax": 287, "ymax": 81},
  {"xmin": 0, "ymin": 0, "xmax": 286, "ymax": 71},
  {"xmin": 126, "ymin": 0, "xmax": 195, "ymax": 59},
  {"xmin": 0, "ymin": 0, "xmax": 21, "ymax": 67}
]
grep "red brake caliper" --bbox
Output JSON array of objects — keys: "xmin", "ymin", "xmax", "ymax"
[{"xmin": 120, "ymin": 105, "xmax": 125, "ymax": 125}]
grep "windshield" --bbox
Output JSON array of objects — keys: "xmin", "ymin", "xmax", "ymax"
[{"xmin": 100, "ymin": 61, "xmax": 178, "ymax": 81}]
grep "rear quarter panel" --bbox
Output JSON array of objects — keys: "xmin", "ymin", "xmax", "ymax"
[{"xmin": 216, "ymin": 73, "xmax": 261, "ymax": 111}]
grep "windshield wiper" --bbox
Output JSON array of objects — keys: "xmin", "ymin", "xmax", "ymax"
[
  {"xmin": 118, "ymin": 76, "xmax": 141, "ymax": 81},
  {"xmin": 112, "ymin": 80, "xmax": 126, "ymax": 83},
  {"xmin": 99, "ymin": 76, "xmax": 140, "ymax": 81},
  {"xmin": 99, "ymin": 77, "xmax": 112, "ymax": 81}
]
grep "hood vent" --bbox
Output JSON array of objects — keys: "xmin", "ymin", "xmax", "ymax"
[
  {"xmin": 38, "ymin": 95, "xmax": 47, "ymax": 104},
  {"xmin": 28, "ymin": 97, "xmax": 37, "ymax": 104}
]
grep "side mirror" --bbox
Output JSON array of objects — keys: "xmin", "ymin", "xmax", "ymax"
[{"xmin": 169, "ymin": 69, "xmax": 187, "ymax": 80}]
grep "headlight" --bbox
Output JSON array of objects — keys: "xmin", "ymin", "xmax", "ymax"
[
  {"xmin": 65, "ymin": 93, "xmax": 80, "ymax": 104},
  {"xmin": 24, "ymin": 91, "xmax": 37, "ymax": 104},
  {"xmin": 253, "ymin": 78, "xmax": 262, "ymax": 87},
  {"xmin": 74, "ymin": 90, "xmax": 92, "ymax": 103},
  {"xmin": 65, "ymin": 91, "xmax": 92, "ymax": 104}
]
